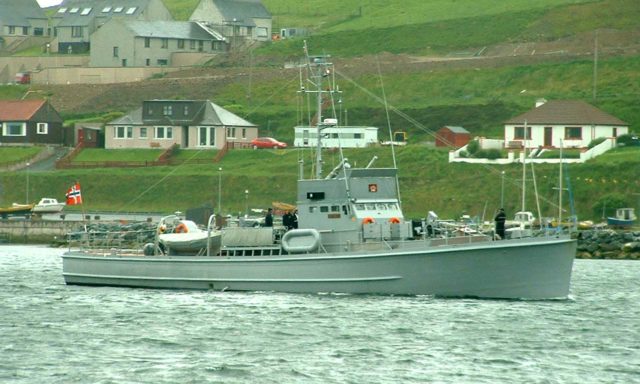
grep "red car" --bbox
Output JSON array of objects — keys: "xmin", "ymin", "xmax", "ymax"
[{"xmin": 251, "ymin": 137, "xmax": 287, "ymax": 149}]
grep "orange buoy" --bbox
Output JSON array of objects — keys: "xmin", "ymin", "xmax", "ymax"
[
  {"xmin": 389, "ymin": 217, "xmax": 401, "ymax": 224},
  {"xmin": 362, "ymin": 217, "xmax": 375, "ymax": 224}
]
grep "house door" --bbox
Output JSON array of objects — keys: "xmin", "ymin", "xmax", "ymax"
[
  {"xmin": 183, "ymin": 126, "xmax": 189, "ymax": 148},
  {"xmin": 78, "ymin": 129, "xmax": 84, "ymax": 145},
  {"xmin": 544, "ymin": 127, "xmax": 552, "ymax": 147}
]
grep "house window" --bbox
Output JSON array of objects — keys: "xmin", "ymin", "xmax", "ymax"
[
  {"xmin": 242, "ymin": 128, "xmax": 246, "ymax": 138},
  {"xmin": 121, "ymin": 59, "xmax": 127, "ymax": 67},
  {"xmin": 155, "ymin": 126, "xmax": 173, "ymax": 139},
  {"xmin": 8, "ymin": 26, "xmax": 15, "ymax": 35},
  {"xmin": 162, "ymin": 105, "xmax": 172, "ymax": 116},
  {"xmin": 211, "ymin": 41, "xmax": 219, "ymax": 50},
  {"xmin": 144, "ymin": 37, "xmax": 150, "ymax": 48},
  {"xmin": 140, "ymin": 127, "xmax": 148, "ymax": 138},
  {"xmin": 22, "ymin": 27, "xmax": 28, "ymax": 35},
  {"xmin": 161, "ymin": 38, "xmax": 168, "ymax": 49},
  {"xmin": 113, "ymin": 7, "xmax": 123, "ymax": 13},
  {"xmin": 58, "ymin": 8, "xmax": 67, "ymax": 13},
  {"xmin": 69, "ymin": 7, "xmax": 79, "ymax": 13},
  {"xmin": 354, "ymin": 133, "xmax": 362, "ymax": 139},
  {"xmin": 102, "ymin": 6, "xmax": 111, "ymax": 12},
  {"xmin": 115, "ymin": 126, "xmax": 133, "ymax": 139},
  {"xmin": 199, "ymin": 127, "xmax": 216, "ymax": 147},
  {"xmin": 81, "ymin": 8, "xmax": 92, "ymax": 15},
  {"xmin": 113, "ymin": 46, "xmax": 119, "ymax": 57},
  {"xmin": 146, "ymin": 58, "xmax": 150, "ymax": 66},
  {"xmin": 514, "ymin": 126, "xmax": 531, "ymax": 140},
  {"xmin": 177, "ymin": 39, "xmax": 185, "ymax": 49},
  {"xmin": 198, "ymin": 41, "xmax": 203, "ymax": 52},
  {"xmin": 34, "ymin": 28, "xmax": 44, "ymax": 36},
  {"xmin": 565, "ymin": 127, "xmax": 582, "ymax": 140},
  {"xmin": 37, "ymin": 123, "xmax": 48, "ymax": 134},
  {"xmin": 183, "ymin": 106, "xmax": 189, "ymax": 116},
  {"xmin": 613, "ymin": 127, "xmax": 618, "ymax": 137},
  {"xmin": 3, "ymin": 122, "xmax": 26, "ymax": 136},
  {"xmin": 157, "ymin": 59, "xmax": 168, "ymax": 66},
  {"xmin": 126, "ymin": 7, "xmax": 137, "ymax": 14},
  {"xmin": 190, "ymin": 40, "xmax": 196, "ymax": 50},
  {"xmin": 227, "ymin": 127, "xmax": 236, "ymax": 138},
  {"xmin": 72, "ymin": 26, "xmax": 83, "ymax": 38},
  {"xmin": 256, "ymin": 27, "xmax": 268, "ymax": 37}
]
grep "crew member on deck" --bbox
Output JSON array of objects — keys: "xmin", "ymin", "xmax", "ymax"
[
  {"xmin": 264, "ymin": 208, "xmax": 273, "ymax": 227},
  {"xmin": 494, "ymin": 208, "xmax": 506, "ymax": 240}
]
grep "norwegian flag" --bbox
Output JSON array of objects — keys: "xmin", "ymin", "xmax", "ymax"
[{"xmin": 65, "ymin": 182, "xmax": 83, "ymax": 205}]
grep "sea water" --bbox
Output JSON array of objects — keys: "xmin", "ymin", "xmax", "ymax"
[{"xmin": 0, "ymin": 245, "xmax": 638, "ymax": 384}]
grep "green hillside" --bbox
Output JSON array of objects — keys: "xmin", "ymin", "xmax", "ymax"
[
  {"xmin": 1, "ymin": 0, "xmax": 638, "ymax": 223},
  {"xmin": 2, "ymin": 145, "xmax": 639, "ymax": 222}
]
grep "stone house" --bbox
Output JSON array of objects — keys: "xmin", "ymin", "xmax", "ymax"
[
  {"xmin": 0, "ymin": 0, "xmax": 49, "ymax": 52},
  {"xmin": 504, "ymin": 100, "xmax": 629, "ymax": 149},
  {"xmin": 0, "ymin": 100, "xmax": 65, "ymax": 146},
  {"xmin": 51, "ymin": 0, "xmax": 172, "ymax": 54},
  {"xmin": 90, "ymin": 19, "xmax": 226, "ymax": 67},
  {"xmin": 105, "ymin": 99, "xmax": 258, "ymax": 149},
  {"xmin": 189, "ymin": 0, "xmax": 272, "ymax": 43}
]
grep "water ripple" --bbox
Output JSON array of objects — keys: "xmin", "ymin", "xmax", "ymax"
[{"xmin": 1, "ymin": 246, "xmax": 640, "ymax": 383}]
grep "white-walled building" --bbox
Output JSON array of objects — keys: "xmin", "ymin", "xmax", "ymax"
[
  {"xmin": 294, "ymin": 125, "xmax": 379, "ymax": 148},
  {"xmin": 504, "ymin": 99, "xmax": 628, "ymax": 149}
]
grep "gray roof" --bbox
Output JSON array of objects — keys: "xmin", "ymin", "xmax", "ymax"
[
  {"xmin": 211, "ymin": 0, "xmax": 271, "ymax": 22},
  {"xmin": 54, "ymin": 0, "xmax": 150, "ymax": 27},
  {"xmin": 109, "ymin": 100, "xmax": 256, "ymax": 127},
  {"xmin": 505, "ymin": 100, "xmax": 628, "ymax": 126},
  {"xmin": 441, "ymin": 126, "xmax": 469, "ymax": 134},
  {"xmin": 124, "ymin": 20, "xmax": 223, "ymax": 40},
  {"xmin": 0, "ymin": 0, "xmax": 47, "ymax": 26}
]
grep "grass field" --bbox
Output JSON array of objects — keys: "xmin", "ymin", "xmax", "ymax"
[
  {"xmin": 73, "ymin": 149, "xmax": 164, "ymax": 162},
  {"xmin": 0, "ymin": 147, "xmax": 43, "ymax": 166},
  {"xmin": 2, "ymin": 145, "xmax": 638, "ymax": 220}
]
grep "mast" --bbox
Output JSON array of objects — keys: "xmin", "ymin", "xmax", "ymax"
[{"xmin": 301, "ymin": 41, "xmax": 340, "ymax": 179}]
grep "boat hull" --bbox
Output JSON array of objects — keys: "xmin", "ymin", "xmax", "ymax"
[
  {"xmin": 606, "ymin": 217, "xmax": 635, "ymax": 227},
  {"xmin": 63, "ymin": 237, "xmax": 576, "ymax": 299}
]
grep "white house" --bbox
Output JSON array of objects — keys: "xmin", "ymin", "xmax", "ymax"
[
  {"xmin": 504, "ymin": 100, "xmax": 629, "ymax": 149},
  {"xmin": 294, "ymin": 124, "xmax": 379, "ymax": 148},
  {"xmin": 189, "ymin": 0, "xmax": 272, "ymax": 42}
]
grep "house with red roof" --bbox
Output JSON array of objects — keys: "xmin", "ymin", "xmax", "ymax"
[
  {"xmin": 0, "ymin": 100, "xmax": 65, "ymax": 145},
  {"xmin": 504, "ymin": 99, "xmax": 629, "ymax": 149}
]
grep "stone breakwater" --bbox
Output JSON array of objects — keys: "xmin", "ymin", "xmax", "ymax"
[{"xmin": 577, "ymin": 229, "xmax": 640, "ymax": 260}]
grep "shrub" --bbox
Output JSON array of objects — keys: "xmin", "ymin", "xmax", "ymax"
[
  {"xmin": 592, "ymin": 193, "xmax": 629, "ymax": 218},
  {"xmin": 616, "ymin": 133, "xmax": 640, "ymax": 147},
  {"xmin": 466, "ymin": 140, "xmax": 480, "ymax": 155}
]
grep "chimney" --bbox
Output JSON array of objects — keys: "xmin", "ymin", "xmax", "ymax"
[{"xmin": 535, "ymin": 98, "xmax": 547, "ymax": 108}]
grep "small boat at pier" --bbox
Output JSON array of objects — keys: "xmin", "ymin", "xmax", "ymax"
[
  {"xmin": 0, "ymin": 203, "xmax": 33, "ymax": 219},
  {"xmin": 607, "ymin": 208, "xmax": 637, "ymax": 228},
  {"xmin": 32, "ymin": 198, "xmax": 66, "ymax": 214}
]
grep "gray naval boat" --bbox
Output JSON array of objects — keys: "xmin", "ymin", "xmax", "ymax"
[{"xmin": 62, "ymin": 44, "xmax": 576, "ymax": 299}]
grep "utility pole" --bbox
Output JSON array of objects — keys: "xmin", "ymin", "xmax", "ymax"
[{"xmin": 593, "ymin": 29, "xmax": 598, "ymax": 102}]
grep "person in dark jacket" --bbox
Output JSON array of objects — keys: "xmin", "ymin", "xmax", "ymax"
[
  {"xmin": 264, "ymin": 208, "xmax": 273, "ymax": 227},
  {"xmin": 494, "ymin": 208, "xmax": 506, "ymax": 239},
  {"xmin": 291, "ymin": 210, "xmax": 299, "ymax": 229},
  {"xmin": 283, "ymin": 210, "xmax": 293, "ymax": 230}
]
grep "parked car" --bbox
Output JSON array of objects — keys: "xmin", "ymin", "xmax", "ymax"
[{"xmin": 251, "ymin": 137, "xmax": 287, "ymax": 149}]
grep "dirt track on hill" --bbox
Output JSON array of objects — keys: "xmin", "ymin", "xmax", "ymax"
[{"xmin": 30, "ymin": 28, "xmax": 640, "ymax": 115}]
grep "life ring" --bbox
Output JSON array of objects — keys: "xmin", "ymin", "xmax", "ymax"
[
  {"xmin": 362, "ymin": 217, "xmax": 375, "ymax": 224},
  {"xmin": 158, "ymin": 224, "xmax": 167, "ymax": 233},
  {"xmin": 174, "ymin": 223, "xmax": 189, "ymax": 233},
  {"xmin": 389, "ymin": 217, "xmax": 401, "ymax": 224}
]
